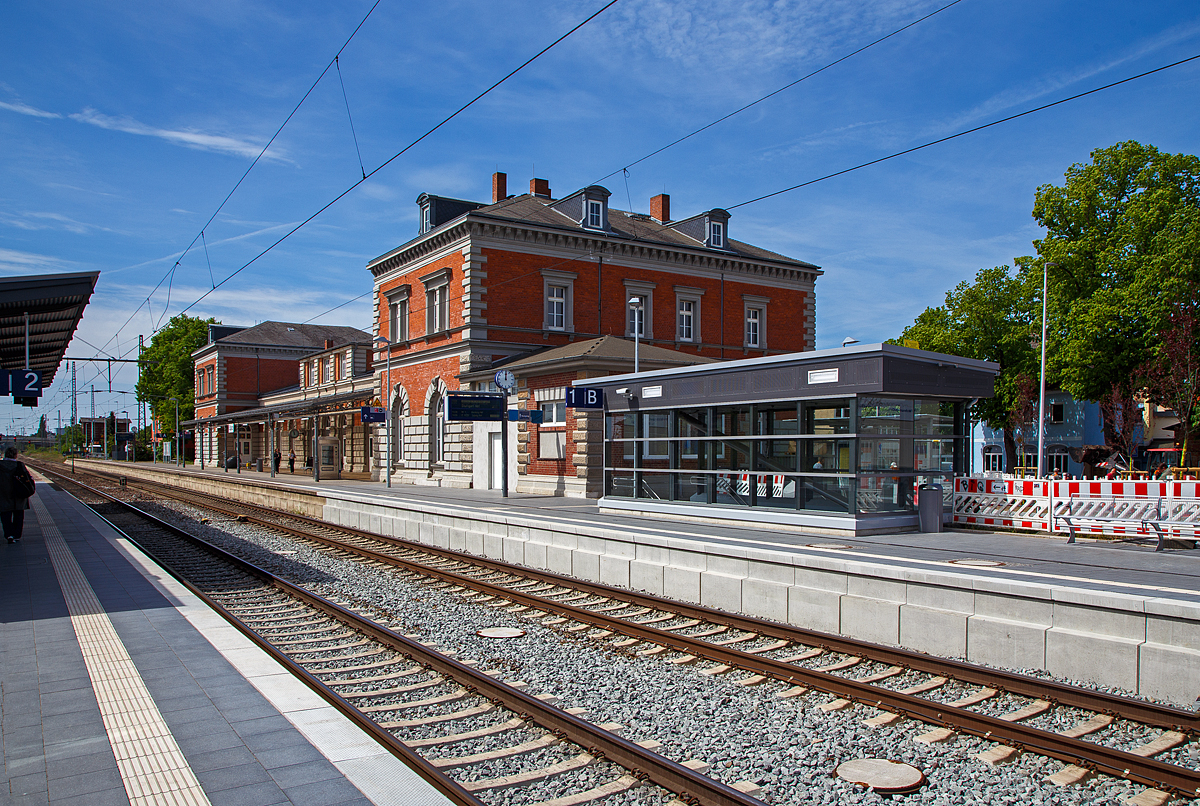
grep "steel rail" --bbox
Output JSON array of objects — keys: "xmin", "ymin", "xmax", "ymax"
[
  {"xmin": 81, "ymin": 470, "xmax": 1200, "ymax": 796},
  {"xmin": 101, "ymin": 467, "xmax": 1199, "ymax": 735},
  {"xmin": 44, "ymin": 467, "xmax": 769, "ymax": 806}
]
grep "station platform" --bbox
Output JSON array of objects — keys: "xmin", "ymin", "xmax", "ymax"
[
  {"xmin": 1, "ymin": 474, "xmax": 452, "ymax": 806},
  {"xmin": 67, "ymin": 459, "xmax": 1200, "ymax": 707}
]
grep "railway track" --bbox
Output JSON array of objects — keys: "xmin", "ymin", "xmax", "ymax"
[
  {"xmin": 42, "ymin": 462, "xmax": 1200, "ymax": 803},
  {"xmin": 42, "ymin": 466, "xmax": 767, "ymax": 806}
]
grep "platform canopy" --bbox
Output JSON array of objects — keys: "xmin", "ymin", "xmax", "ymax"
[{"xmin": 0, "ymin": 271, "xmax": 100, "ymax": 387}]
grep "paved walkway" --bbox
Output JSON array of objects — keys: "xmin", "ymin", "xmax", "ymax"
[
  {"xmin": 94, "ymin": 460, "xmax": 1200, "ymax": 606},
  {"xmin": 1, "ymin": 477, "xmax": 450, "ymax": 806}
]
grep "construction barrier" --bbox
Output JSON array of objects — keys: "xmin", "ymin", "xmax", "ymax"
[{"xmin": 953, "ymin": 477, "xmax": 1200, "ymax": 536}]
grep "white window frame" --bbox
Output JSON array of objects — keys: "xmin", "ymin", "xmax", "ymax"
[
  {"xmin": 624, "ymin": 280, "xmax": 656, "ymax": 340},
  {"xmin": 421, "ymin": 203, "xmax": 431, "ymax": 233},
  {"xmin": 386, "ymin": 284, "xmax": 410, "ymax": 344},
  {"xmin": 1048, "ymin": 449, "xmax": 1069, "ymax": 474},
  {"xmin": 982, "ymin": 448, "xmax": 1002, "ymax": 473},
  {"xmin": 743, "ymin": 294, "xmax": 769, "ymax": 349},
  {"xmin": 709, "ymin": 220, "xmax": 724, "ymax": 248},
  {"xmin": 539, "ymin": 401, "xmax": 566, "ymax": 424},
  {"xmin": 586, "ymin": 199, "xmax": 603, "ymax": 228},
  {"xmin": 541, "ymin": 269, "xmax": 576, "ymax": 332},
  {"xmin": 674, "ymin": 286, "xmax": 704, "ymax": 344},
  {"xmin": 421, "ymin": 268, "xmax": 451, "ymax": 336}
]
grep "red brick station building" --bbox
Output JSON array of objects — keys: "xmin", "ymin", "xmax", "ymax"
[{"xmin": 189, "ymin": 172, "xmax": 821, "ymax": 496}]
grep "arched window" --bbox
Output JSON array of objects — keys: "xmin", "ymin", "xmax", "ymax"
[
  {"xmin": 391, "ymin": 392, "xmax": 405, "ymax": 467},
  {"xmin": 429, "ymin": 390, "xmax": 445, "ymax": 465}
]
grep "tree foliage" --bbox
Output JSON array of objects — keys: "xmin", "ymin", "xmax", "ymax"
[
  {"xmin": 1029, "ymin": 140, "xmax": 1200, "ymax": 412},
  {"xmin": 135, "ymin": 314, "xmax": 215, "ymax": 431},
  {"xmin": 898, "ymin": 264, "xmax": 1038, "ymax": 470},
  {"xmin": 1138, "ymin": 301, "xmax": 1200, "ymax": 463}
]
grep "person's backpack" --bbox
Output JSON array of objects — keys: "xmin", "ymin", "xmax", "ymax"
[{"xmin": 0, "ymin": 462, "xmax": 35, "ymax": 500}]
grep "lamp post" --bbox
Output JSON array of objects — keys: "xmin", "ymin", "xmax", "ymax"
[
  {"xmin": 1036, "ymin": 263, "xmax": 1056, "ymax": 478},
  {"xmin": 169, "ymin": 397, "xmax": 180, "ymax": 467},
  {"xmin": 627, "ymin": 296, "xmax": 643, "ymax": 373},
  {"xmin": 373, "ymin": 336, "xmax": 392, "ymax": 488}
]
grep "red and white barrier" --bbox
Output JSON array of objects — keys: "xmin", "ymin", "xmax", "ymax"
[{"xmin": 953, "ymin": 476, "xmax": 1200, "ymax": 535}]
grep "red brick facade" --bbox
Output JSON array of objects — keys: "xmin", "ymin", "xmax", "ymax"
[{"xmin": 368, "ymin": 174, "xmax": 821, "ymax": 495}]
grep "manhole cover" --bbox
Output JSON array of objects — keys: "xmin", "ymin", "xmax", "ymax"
[
  {"xmin": 836, "ymin": 758, "xmax": 925, "ymax": 794},
  {"xmin": 477, "ymin": 627, "xmax": 526, "ymax": 639},
  {"xmin": 948, "ymin": 558, "xmax": 1005, "ymax": 567},
  {"xmin": 807, "ymin": 543, "xmax": 854, "ymax": 550}
]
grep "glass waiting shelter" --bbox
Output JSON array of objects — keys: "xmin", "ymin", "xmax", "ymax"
[{"xmin": 597, "ymin": 343, "xmax": 997, "ymax": 535}]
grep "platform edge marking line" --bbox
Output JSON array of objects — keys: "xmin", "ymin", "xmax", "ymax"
[{"xmin": 32, "ymin": 496, "xmax": 214, "ymax": 806}]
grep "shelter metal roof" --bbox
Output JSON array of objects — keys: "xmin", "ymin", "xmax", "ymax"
[{"xmin": 0, "ymin": 271, "xmax": 100, "ymax": 387}]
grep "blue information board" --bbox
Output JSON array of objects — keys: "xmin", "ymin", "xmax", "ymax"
[
  {"xmin": 447, "ymin": 393, "xmax": 506, "ymax": 421},
  {"xmin": 361, "ymin": 406, "xmax": 386, "ymax": 423}
]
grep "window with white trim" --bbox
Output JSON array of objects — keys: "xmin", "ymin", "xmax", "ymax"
[
  {"xmin": 547, "ymin": 286, "xmax": 566, "ymax": 330},
  {"xmin": 387, "ymin": 285, "xmax": 410, "ymax": 344},
  {"xmin": 587, "ymin": 199, "xmax": 603, "ymax": 228},
  {"xmin": 742, "ymin": 294, "xmax": 769, "ymax": 350},
  {"xmin": 624, "ymin": 280, "xmax": 655, "ymax": 340},
  {"xmin": 1048, "ymin": 449, "xmax": 1069, "ymax": 474},
  {"xmin": 540, "ymin": 401, "xmax": 566, "ymax": 424},
  {"xmin": 628, "ymin": 295, "xmax": 646, "ymax": 337},
  {"xmin": 421, "ymin": 268, "xmax": 451, "ymax": 336},
  {"xmin": 709, "ymin": 221, "xmax": 723, "ymax": 248},
  {"xmin": 674, "ymin": 286, "xmax": 704, "ymax": 344},
  {"xmin": 982, "ymin": 447, "xmax": 1002, "ymax": 473},
  {"xmin": 541, "ymin": 269, "xmax": 576, "ymax": 332},
  {"xmin": 421, "ymin": 203, "xmax": 431, "ymax": 233}
]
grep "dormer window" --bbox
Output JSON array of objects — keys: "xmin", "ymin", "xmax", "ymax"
[
  {"xmin": 587, "ymin": 199, "xmax": 603, "ymax": 228},
  {"xmin": 421, "ymin": 203, "xmax": 431, "ymax": 234},
  {"xmin": 709, "ymin": 221, "xmax": 724, "ymax": 248}
]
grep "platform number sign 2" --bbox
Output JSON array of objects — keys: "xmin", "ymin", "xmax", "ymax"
[
  {"xmin": 0, "ymin": 369, "xmax": 41, "ymax": 398},
  {"xmin": 565, "ymin": 386, "xmax": 603, "ymax": 409}
]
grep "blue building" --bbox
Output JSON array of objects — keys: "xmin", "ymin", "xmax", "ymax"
[{"xmin": 971, "ymin": 391, "xmax": 1107, "ymax": 476}]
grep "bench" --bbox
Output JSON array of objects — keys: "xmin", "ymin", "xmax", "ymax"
[{"xmin": 1054, "ymin": 494, "xmax": 1200, "ymax": 551}]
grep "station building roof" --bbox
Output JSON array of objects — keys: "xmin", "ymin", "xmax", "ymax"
[
  {"xmin": 0, "ymin": 271, "xmax": 100, "ymax": 386},
  {"xmin": 595, "ymin": 342, "xmax": 998, "ymax": 412}
]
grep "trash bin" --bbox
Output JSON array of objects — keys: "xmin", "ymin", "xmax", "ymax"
[
  {"xmin": 255, "ymin": 458, "xmax": 264, "ymax": 472},
  {"xmin": 918, "ymin": 483, "xmax": 943, "ymax": 533}
]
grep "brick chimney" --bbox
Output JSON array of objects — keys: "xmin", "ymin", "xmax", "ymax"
[
  {"xmin": 492, "ymin": 171, "xmax": 507, "ymax": 203},
  {"xmin": 323, "ymin": 339, "xmax": 333, "ymax": 350},
  {"xmin": 530, "ymin": 177, "xmax": 551, "ymax": 198},
  {"xmin": 651, "ymin": 193, "xmax": 670, "ymax": 223}
]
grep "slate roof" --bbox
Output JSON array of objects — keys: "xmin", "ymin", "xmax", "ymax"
[
  {"xmin": 463, "ymin": 336, "xmax": 719, "ymax": 380},
  {"xmin": 471, "ymin": 194, "xmax": 819, "ymax": 270},
  {"xmin": 369, "ymin": 190, "xmax": 821, "ymax": 273},
  {"xmin": 212, "ymin": 322, "xmax": 369, "ymax": 350}
]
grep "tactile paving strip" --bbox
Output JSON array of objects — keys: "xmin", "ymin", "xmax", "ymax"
[{"xmin": 33, "ymin": 496, "xmax": 213, "ymax": 806}]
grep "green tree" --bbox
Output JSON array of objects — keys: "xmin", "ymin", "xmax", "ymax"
[
  {"xmin": 135, "ymin": 314, "xmax": 215, "ymax": 435},
  {"xmin": 1028, "ymin": 140, "xmax": 1200, "ymax": 441},
  {"xmin": 897, "ymin": 264, "xmax": 1039, "ymax": 470}
]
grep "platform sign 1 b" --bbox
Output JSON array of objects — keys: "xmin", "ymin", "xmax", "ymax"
[
  {"xmin": 1, "ymin": 369, "xmax": 41, "ymax": 398},
  {"xmin": 565, "ymin": 386, "xmax": 603, "ymax": 409}
]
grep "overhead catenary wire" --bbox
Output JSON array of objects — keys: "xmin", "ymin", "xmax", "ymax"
[
  {"xmin": 91, "ymin": 0, "xmax": 385, "ymax": 357},
  {"xmin": 173, "ymin": 0, "xmax": 624, "ymax": 318},
  {"xmin": 336, "ymin": 56, "xmax": 368, "ymax": 180},
  {"xmin": 591, "ymin": 0, "xmax": 966, "ymax": 186}
]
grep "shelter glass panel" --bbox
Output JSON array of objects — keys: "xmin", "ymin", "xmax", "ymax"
[
  {"xmin": 607, "ymin": 470, "xmax": 635, "ymax": 498},
  {"xmin": 914, "ymin": 399, "xmax": 956, "ymax": 435},
  {"xmin": 756, "ymin": 473, "xmax": 798, "ymax": 509},
  {"xmin": 758, "ymin": 439, "xmax": 797, "ymax": 473},
  {"xmin": 859, "ymin": 397, "xmax": 913, "ymax": 435},
  {"xmin": 799, "ymin": 476, "xmax": 852, "ymax": 513},
  {"xmin": 639, "ymin": 472, "xmax": 672, "ymax": 501},
  {"xmin": 675, "ymin": 473, "xmax": 710, "ymax": 503},
  {"xmin": 804, "ymin": 401, "xmax": 850, "ymax": 435}
]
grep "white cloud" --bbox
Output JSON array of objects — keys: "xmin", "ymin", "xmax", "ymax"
[
  {"xmin": 69, "ymin": 107, "xmax": 285, "ymax": 161},
  {"xmin": 0, "ymin": 211, "xmax": 115, "ymax": 235},
  {"xmin": 0, "ymin": 100, "xmax": 60, "ymax": 118},
  {"xmin": 0, "ymin": 248, "xmax": 74, "ymax": 274}
]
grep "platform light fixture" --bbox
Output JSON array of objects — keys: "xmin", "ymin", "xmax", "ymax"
[
  {"xmin": 1037, "ymin": 262, "xmax": 1057, "ymax": 479},
  {"xmin": 628, "ymin": 296, "xmax": 643, "ymax": 373},
  {"xmin": 842, "ymin": 337, "xmax": 859, "ymax": 347},
  {"xmin": 373, "ymin": 336, "xmax": 392, "ymax": 488}
]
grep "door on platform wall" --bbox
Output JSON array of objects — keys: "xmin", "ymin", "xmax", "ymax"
[{"xmin": 489, "ymin": 432, "xmax": 502, "ymax": 490}]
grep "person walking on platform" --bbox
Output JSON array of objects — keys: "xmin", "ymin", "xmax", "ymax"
[
  {"xmin": 0, "ymin": 447, "xmax": 36, "ymax": 543},
  {"xmin": 273, "ymin": 449, "xmax": 281, "ymax": 474},
  {"xmin": 288, "ymin": 450, "xmax": 296, "ymax": 474}
]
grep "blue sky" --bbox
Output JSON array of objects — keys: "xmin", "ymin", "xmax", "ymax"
[{"xmin": 3, "ymin": 0, "xmax": 1199, "ymax": 433}]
